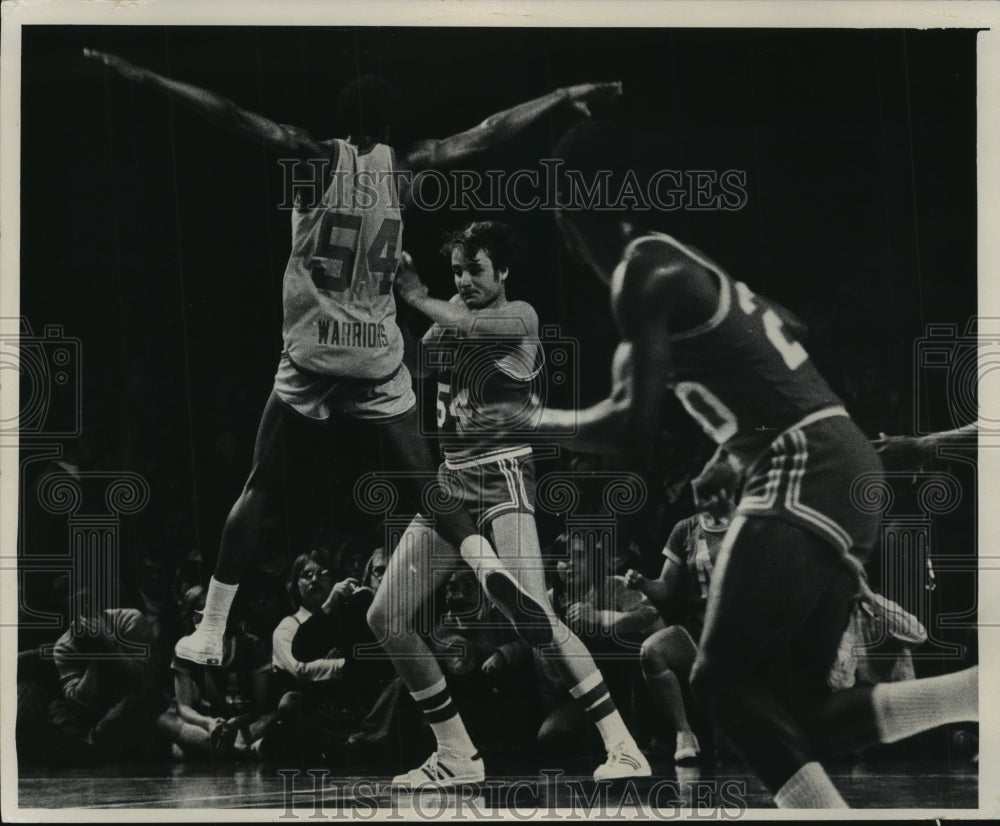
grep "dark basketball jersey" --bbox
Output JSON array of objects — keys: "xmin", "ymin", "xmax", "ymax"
[
  {"xmin": 282, "ymin": 139, "xmax": 404, "ymax": 379},
  {"xmin": 425, "ymin": 301, "xmax": 542, "ymax": 467},
  {"xmin": 616, "ymin": 233, "xmax": 844, "ymax": 467}
]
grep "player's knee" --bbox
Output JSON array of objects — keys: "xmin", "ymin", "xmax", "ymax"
[{"xmin": 640, "ymin": 633, "xmax": 666, "ymax": 674}]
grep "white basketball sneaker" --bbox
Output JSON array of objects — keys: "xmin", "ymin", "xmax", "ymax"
[
  {"xmin": 594, "ymin": 740, "xmax": 652, "ymax": 781},
  {"xmin": 174, "ymin": 625, "xmax": 224, "ymax": 665},
  {"xmin": 391, "ymin": 750, "xmax": 485, "ymax": 789}
]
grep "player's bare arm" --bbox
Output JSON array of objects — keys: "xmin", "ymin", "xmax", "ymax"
[
  {"xmin": 396, "ymin": 254, "xmax": 479, "ymax": 336},
  {"xmin": 873, "ymin": 422, "xmax": 978, "ymax": 469},
  {"xmin": 399, "ymin": 81, "xmax": 622, "ymax": 172},
  {"xmin": 83, "ymin": 48, "xmax": 327, "ymax": 157},
  {"xmin": 535, "ymin": 341, "xmax": 633, "ymax": 453},
  {"xmin": 625, "ymin": 557, "xmax": 683, "ymax": 610}
]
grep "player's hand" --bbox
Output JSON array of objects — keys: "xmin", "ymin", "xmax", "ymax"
[
  {"xmin": 322, "ymin": 577, "xmax": 360, "ymax": 612},
  {"xmin": 562, "ymin": 81, "xmax": 623, "ymax": 117},
  {"xmin": 873, "ymin": 432, "xmax": 934, "ymax": 470},
  {"xmin": 394, "ymin": 254, "xmax": 429, "ymax": 306},
  {"xmin": 566, "ymin": 602, "xmax": 598, "ymax": 634},
  {"xmin": 624, "ymin": 569, "xmax": 646, "ymax": 590},
  {"xmin": 481, "ymin": 651, "xmax": 507, "ymax": 685},
  {"xmin": 83, "ymin": 48, "xmax": 147, "ymax": 83}
]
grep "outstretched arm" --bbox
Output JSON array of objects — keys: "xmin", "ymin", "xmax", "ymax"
[
  {"xmin": 874, "ymin": 423, "xmax": 978, "ymax": 469},
  {"xmin": 83, "ymin": 48, "xmax": 326, "ymax": 157},
  {"xmin": 535, "ymin": 341, "xmax": 634, "ymax": 454},
  {"xmin": 400, "ymin": 81, "xmax": 622, "ymax": 171}
]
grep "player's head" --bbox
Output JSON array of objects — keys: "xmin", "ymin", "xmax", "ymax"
[
  {"xmin": 362, "ymin": 547, "xmax": 387, "ymax": 593},
  {"xmin": 692, "ymin": 451, "xmax": 741, "ymax": 524},
  {"xmin": 444, "ymin": 568, "xmax": 481, "ymax": 615},
  {"xmin": 288, "ymin": 548, "xmax": 334, "ymax": 611},
  {"xmin": 440, "ymin": 220, "xmax": 522, "ymax": 309},
  {"xmin": 553, "ymin": 120, "xmax": 647, "ymax": 283},
  {"xmin": 337, "ymin": 74, "xmax": 394, "ymax": 146}
]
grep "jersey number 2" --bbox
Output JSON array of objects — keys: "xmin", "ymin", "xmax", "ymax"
[{"xmin": 310, "ymin": 213, "xmax": 401, "ymax": 296}]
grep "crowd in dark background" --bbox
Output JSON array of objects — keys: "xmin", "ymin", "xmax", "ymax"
[{"xmin": 15, "ymin": 25, "xmax": 979, "ymax": 772}]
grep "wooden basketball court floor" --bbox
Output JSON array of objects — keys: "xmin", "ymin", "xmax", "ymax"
[{"xmin": 17, "ymin": 755, "xmax": 977, "ymax": 813}]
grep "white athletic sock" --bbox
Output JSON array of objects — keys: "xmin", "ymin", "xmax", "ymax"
[
  {"xmin": 458, "ymin": 534, "xmax": 502, "ymax": 580},
  {"xmin": 872, "ymin": 666, "xmax": 978, "ymax": 744},
  {"xmin": 410, "ymin": 677, "xmax": 477, "ymax": 757},
  {"xmin": 774, "ymin": 762, "xmax": 848, "ymax": 809},
  {"xmin": 569, "ymin": 670, "xmax": 635, "ymax": 750},
  {"xmin": 199, "ymin": 577, "xmax": 238, "ymax": 635}
]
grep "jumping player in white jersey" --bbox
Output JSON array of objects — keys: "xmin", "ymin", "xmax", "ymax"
[
  {"xmin": 538, "ymin": 121, "xmax": 978, "ymax": 808},
  {"xmin": 391, "ymin": 221, "xmax": 650, "ymax": 784},
  {"xmin": 84, "ymin": 49, "xmax": 621, "ymax": 785}
]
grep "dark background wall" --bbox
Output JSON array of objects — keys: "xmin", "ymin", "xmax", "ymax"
[{"xmin": 18, "ymin": 27, "xmax": 978, "ymax": 633}]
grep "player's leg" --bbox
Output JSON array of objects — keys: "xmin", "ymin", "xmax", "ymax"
[
  {"xmin": 374, "ymin": 415, "xmax": 552, "ymax": 645},
  {"xmin": 177, "ymin": 389, "xmax": 314, "ymax": 664},
  {"xmin": 366, "ymin": 516, "xmax": 485, "ymax": 786},
  {"xmin": 489, "ymin": 508, "xmax": 650, "ymax": 780},
  {"xmin": 689, "ymin": 515, "xmax": 857, "ymax": 807},
  {"xmin": 640, "ymin": 625, "xmax": 701, "ymax": 762}
]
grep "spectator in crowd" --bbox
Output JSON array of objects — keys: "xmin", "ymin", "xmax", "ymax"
[
  {"xmin": 48, "ymin": 578, "xmax": 165, "ymax": 762},
  {"xmin": 430, "ymin": 569, "xmax": 539, "ymax": 751},
  {"xmin": 155, "ymin": 585, "xmax": 277, "ymax": 760},
  {"xmin": 625, "ymin": 450, "xmax": 740, "ymax": 765},
  {"xmin": 267, "ymin": 549, "xmax": 361, "ymax": 760},
  {"xmin": 537, "ymin": 532, "xmax": 663, "ymax": 757}
]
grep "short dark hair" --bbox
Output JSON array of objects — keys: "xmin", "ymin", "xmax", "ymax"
[
  {"xmin": 440, "ymin": 221, "xmax": 523, "ymax": 276},
  {"xmin": 337, "ymin": 75, "xmax": 394, "ymax": 142}
]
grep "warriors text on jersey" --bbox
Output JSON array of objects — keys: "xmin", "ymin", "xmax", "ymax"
[
  {"xmin": 424, "ymin": 300, "xmax": 543, "ymax": 468},
  {"xmin": 615, "ymin": 233, "xmax": 844, "ymax": 468},
  {"xmin": 282, "ymin": 139, "xmax": 405, "ymax": 380}
]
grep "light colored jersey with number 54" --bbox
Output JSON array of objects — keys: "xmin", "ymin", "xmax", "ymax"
[{"xmin": 282, "ymin": 139, "xmax": 404, "ymax": 380}]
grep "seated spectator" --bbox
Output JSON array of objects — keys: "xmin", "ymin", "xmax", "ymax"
[
  {"xmin": 47, "ymin": 579, "xmax": 165, "ymax": 763},
  {"xmin": 624, "ymin": 450, "xmax": 740, "ymax": 765},
  {"xmin": 562, "ymin": 534, "xmax": 664, "ymax": 649},
  {"xmin": 291, "ymin": 546, "xmax": 405, "ymax": 762},
  {"xmin": 156, "ymin": 585, "xmax": 277, "ymax": 760},
  {"xmin": 537, "ymin": 533, "xmax": 663, "ymax": 758},
  {"xmin": 429, "ymin": 569, "xmax": 539, "ymax": 751},
  {"xmin": 266, "ymin": 549, "xmax": 362, "ymax": 760}
]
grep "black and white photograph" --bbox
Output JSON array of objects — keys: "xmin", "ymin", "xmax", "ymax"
[{"xmin": 1, "ymin": 0, "xmax": 997, "ymax": 819}]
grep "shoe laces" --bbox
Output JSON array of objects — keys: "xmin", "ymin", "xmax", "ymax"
[{"xmin": 604, "ymin": 741, "xmax": 642, "ymax": 769}]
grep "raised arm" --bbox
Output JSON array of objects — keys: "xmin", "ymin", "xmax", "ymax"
[
  {"xmin": 400, "ymin": 82, "xmax": 622, "ymax": 172},
  {"xmin": 83, "ymin": 48, "xmax": 326, "ymax": 157}
]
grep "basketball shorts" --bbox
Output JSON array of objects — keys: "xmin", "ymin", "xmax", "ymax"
[
  {"xmin": 436, "ymin": 450, "xmax": 536, "ymax": 530},
  {"xmin": 737, "ymin": 407, "xmax": 882, "ymax": 556},
  {"xmin": 274, "ymin": 350, "xmax": 415, "ymax": 421}
]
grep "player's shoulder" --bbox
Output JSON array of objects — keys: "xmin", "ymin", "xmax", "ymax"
[
  {"xmin": 503, "ymin": 300, "xmax": 539, "ymax": 327},
  {"xmin": 615, "ymin": 233, "xmax": 711, "ymax": 296}
]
